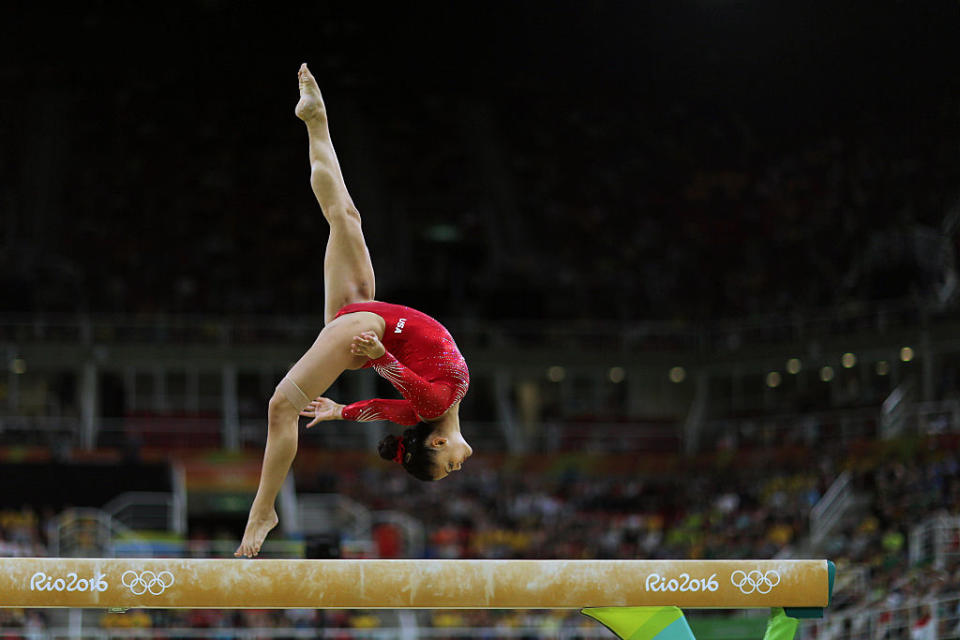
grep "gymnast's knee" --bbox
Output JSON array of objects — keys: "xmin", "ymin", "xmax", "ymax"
[
  {"xmin": 324, "ymin": 203, "xmax": 362, "ymax": 226},
  {"xmin": 340, "ymin": 281, "xmax": 375, "ymax": 306},
  {"xmin": 269, "ymin": 382, "xmax": 306, "ymax": 423}
]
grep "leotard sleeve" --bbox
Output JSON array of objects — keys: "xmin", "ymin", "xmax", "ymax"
[
  {"xmin": 341, "ymin": 398, "xmax": 419, "ymax": 426},
  {"xmin": 344, "ymin": 351, "xmax": 455, "ymax": 424}
]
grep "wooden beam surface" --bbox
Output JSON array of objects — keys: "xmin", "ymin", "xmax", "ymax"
[{"xmin": 0, "ymin": 558, "xmax": 831, "ymax": 609}]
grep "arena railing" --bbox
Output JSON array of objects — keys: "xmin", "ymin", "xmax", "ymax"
[
  {"xmin": 102, "ymin": 492, "xmax": 184, "ymax": 537},
  {"xmin": 0, "ymin": 296, "xmax": 940, "ymax": 352},
  {"xmin": 3, "ymin": 401, "xmax": 957, "ymax": 454},
  {"xmin": 809, "ymin": 471, "xmax": 855, "ymax": 546},
  {"xmin": 703, "ymin": 408, "xmax": 883, "ymax": 450},
  {"xmin": 0, "ymin": 628, "xmax": 615, "ymax": 640},
  {"xmin": 0, "ymin": 415, "xmax": 80, "ymax": 447},
  {"xmin": 911, "ymin": 398, "xmax": 960, "ymax": 435},
  {"xmin": 702, "ymin": 399, "xmax": 960, "ymax": 452},
  {"xmin": 806, "ymin": 592, "xmax": 955, "ymax": 640},
  {"xmin": 909, "ymin": 514, "xmax": 960, "ymax": 567},
  {"xmin": 0, "ymin": 415, "xmax": 684, "ymax": 454}
]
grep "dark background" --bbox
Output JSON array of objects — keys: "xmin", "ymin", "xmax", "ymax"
[
  {"xmin": 2, "ymin": 1, "xmax": 959, "ymax": 321},
  {"xmin": 1, "ymin": 5, "xmax": 960, "ymax": 613}
]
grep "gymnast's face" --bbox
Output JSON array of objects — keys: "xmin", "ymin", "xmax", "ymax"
[{"xmin": 429, "ymin": 431, "xmax": 473, "ymax": 480}]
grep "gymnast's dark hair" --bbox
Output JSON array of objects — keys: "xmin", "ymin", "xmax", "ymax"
[{"xmin": 378, "ymin": 422, "xmax": 438, "ymax": 482}]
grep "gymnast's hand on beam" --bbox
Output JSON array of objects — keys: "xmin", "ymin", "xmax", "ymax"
[
  {"xmin": 350, "ymin": 330, "xmax": 385, "ymax": 359},
  {"xmin": 299, "ymin": 397, "xmax": 344, "ymax": 426}
]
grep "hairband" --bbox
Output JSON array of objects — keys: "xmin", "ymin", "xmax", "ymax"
[{"xmin": 393, "ymin": 439, "xmax": 406, "ymax": 464}]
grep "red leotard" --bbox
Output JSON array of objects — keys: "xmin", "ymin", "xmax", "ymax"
[{"xmin": 335, "ymin": 301, "xmax": 469, "ymax": 425}]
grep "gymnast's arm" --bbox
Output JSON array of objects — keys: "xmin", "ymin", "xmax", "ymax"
[
  {"xmin": 342, "ymin": 399, "xmax": 419, "ymax": 425},
  {"xmin": 350, "ymin": 331, "xmax": 455, "ymax": 420},
  {"xmin": 300, "ymin": 397, "xmax": 420, "ymax": 427}
]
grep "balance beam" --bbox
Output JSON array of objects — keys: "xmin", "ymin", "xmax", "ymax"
[{"xmin": 0, "ymin": 558, "xmax": 832, "ymax": 610}]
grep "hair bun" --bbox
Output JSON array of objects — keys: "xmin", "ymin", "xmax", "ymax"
[{"xmin": 378, "ymin": 434, "xmax": 401, "ymax": 461}]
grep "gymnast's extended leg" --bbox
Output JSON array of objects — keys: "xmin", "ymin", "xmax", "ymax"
[
  {"xmin": 296, "ymin": 63, "xmax": 377, "ymax": 324},
  {"xmin": 235, "ymin": 64, "xmax": 382, "ymax": 558}
]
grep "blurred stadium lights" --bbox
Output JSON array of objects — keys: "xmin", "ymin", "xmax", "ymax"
[
  {"xmin": 785, "ymin": 358, "xmax": 802, "ymax": 374},
  {"xmin": 10, "ymin": 358, "xmax": 26, "ymax": 375},
  {"xmin": 841, "ymin": 352, "xmax": 857, "ymax": 369},
  {"xmin": 900, "ymin": 346, "xmax": 915, "ymax": 362},
  {"xmin": 608, "ymin": 366, "xmax": 626, "ymax": 383},
  {"xmin": 766, "ymin": 371, "xmax": 782, "ymax": 388},
  {"xmin": 546, "ymin": 365, "xmax": 566, "ymax": 382},
  {"xmin": 669, "ymin": 366, "xmax": 686, "ymax": 383},
  {"xmin": 876, "ymin": 360, "xmax": 890, "ymax": 376},
  {"xmin": 819, "ymin": 366, "xmax": 835, "ymax": 382}
]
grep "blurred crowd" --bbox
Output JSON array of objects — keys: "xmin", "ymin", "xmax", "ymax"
[
  {"xmin": 0, "ymin": 607, "xmax": 599, "ymax": 639},
  {"xmin": 3, "ymin": 63, "xmax": 958, "ymax": 325},
  {"xmin": 336, "ymin": 454, "xmax": 824, "ymax": 562},
  {"xmin": 497, "ymin": 96, "xmax": 959, "ymax": 324},
  {"xmin": 0, "ymin": 509, "xmax": 46, "ymax": 557},
  {"xmin": 2, "ymin": 437, "xmax": 958, "ymax": 635}
]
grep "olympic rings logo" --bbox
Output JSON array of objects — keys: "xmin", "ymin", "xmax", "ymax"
[
  {"xmin": 730, "ymin": 569, "xmax": 780, "ymax": 594},
  {"xmin": 121, "ymin": 570, "xmax": 175, "ymax": 596}
]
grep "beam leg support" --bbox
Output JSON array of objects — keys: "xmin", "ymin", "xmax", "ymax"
[{"xmin": 581, "ymin": 607, "xmax": 695, "ymax": 640}]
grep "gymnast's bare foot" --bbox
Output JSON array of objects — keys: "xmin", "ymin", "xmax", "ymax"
[
  {"xmin": 295, "ymin": 63, "xmax": 327, "ymax": 123},
  {"xmin": 235, "ymin": 507, "xmax": 279, "ymax": 558}
]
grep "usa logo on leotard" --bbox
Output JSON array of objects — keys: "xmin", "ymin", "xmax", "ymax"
[
  {"xmin": 121, "ymin": 570, "xmax": 175, "ymax": 596},
  {"xmin": 730, "ymin": 569, "xmax": 780, "ymax": 594}
]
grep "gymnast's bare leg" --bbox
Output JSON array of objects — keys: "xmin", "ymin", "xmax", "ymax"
[{"xmin": 236, "ymin": 64, "xmax": 383, "ymax": 558}]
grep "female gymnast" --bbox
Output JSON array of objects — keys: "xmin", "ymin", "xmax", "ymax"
[{"xmin": 236, "ymin": 64, "xmax": 473, "ymax": 558}]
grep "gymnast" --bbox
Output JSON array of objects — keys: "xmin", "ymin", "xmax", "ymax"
[{"xmin": 236, "ymin": 64, "xmax": 472, "ymax": 558}]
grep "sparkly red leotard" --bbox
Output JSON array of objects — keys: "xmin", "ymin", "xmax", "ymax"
[{"xmin": 334, "ymin": 301, "xmax": 469, "ymax": 426}]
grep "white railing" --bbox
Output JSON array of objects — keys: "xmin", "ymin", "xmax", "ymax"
[
  {"xmin": 805, "ymin": 592, "xmax": 959, "ymax": 640},
  {"xmin": 810, "ymin": 471, "xmax": 855, "ymax": 546},
  {"xmin": 0, "ymin": 628, "xmax": 613, "ymax": 640},
  {"xmin": 0, "ymin": 415, "xmax": 79, "ymax": 446},
  {"xmin": 102, "ymin": 493, "xmax": 182, "ymax": 536},
  {"xmin": 881, "ymin": 383, "xmax": 911, "ymax": 439},
  {"xmin": 910, "ymin": 514, "xmax": 960, "ymax": 567},
  {"xmin": 50, "ymin": 509, "xmax": 152, "ymax": 558},
  {"xmin": 0, "ymin": 415, "xmax": 230, "ymax": 449},
  {"xmin": 540, "ymin": 420, "xmax": 681, "ymax": 453},
  {"xmin": 705, "ymin": 408, "xmax": 882, "ymax": 450},
  {"xmin": 5, "ymin": 399, "xmax": 960, "ymax": 455},
  {"xmin": 12, "ymin": 602, "xmax": 944, "ymax": 640},
  {"xmin": 15, "ymin": 583, "xmax": 959, "ymax": 640},
  {"xmin": 913, "ymin": 399, "xmax": 960, "ymax": 435},
  {"xmin": 0, "ymin": 297, "xmax": 936, "ymax": 352},
  {"xmin": 831, "ymin": 564, "xmax": 870, "ymax": 604},
  {"xmin": 298, "ymin": 493, "xmax": 373, "ymax": 541},
  {"xmin": 244, "ymin": 417, "xmax": 521, "ymax": 452},
  {"xmin": 704, "ymin": 397, "xmax": 960, "ymax": 453}
]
